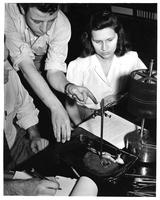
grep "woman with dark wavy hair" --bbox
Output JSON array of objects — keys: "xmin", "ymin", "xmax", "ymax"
[
  {"xmin": 80, "ymin": 10, "xmax": 131, "ymax": 58},
  {"xmin": 66, "ymin": 10, "xmax": 146, "ymax": 126}
]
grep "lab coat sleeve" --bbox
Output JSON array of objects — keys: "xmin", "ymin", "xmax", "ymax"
[
  {"xmin": 12, "ymin": 71, "xmax": 39, "ymax": 130},
  {"xmin": 131, "ymin": 51, "xmax": 147, "ymax": 70},
  {"xmin": 66, "ymin": 59, "xmax": 84, "ymax": 86},
  {"xmin": 5, "ymin": 4, "xmax": 35, "ymax": 71},
  {"xmin": 136, "ymin": 57, "xmax": 147, "ymax": 70},
  {"xmin": 45, "ymin": 11, "xmax": 71, "ymax": 73}
]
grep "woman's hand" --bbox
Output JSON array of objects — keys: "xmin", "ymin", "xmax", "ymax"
[{"xmin": 103, "ymin": 93, "xmax": 127, "ymax": 108}]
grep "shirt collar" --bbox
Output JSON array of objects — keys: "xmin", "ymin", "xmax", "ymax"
[
  {"xmin": 92, "ymin": 55, "xmax": 109, "ymax": 83},
  {"xmin": 92, "ymin": 54, "xmax": 118, "ymax": 84}
]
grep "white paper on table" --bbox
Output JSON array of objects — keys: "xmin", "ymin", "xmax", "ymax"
[
  {"xmin": 13, "ymin": 172, "xmax": 77, "ymax": 196},
  {"xmin": 79, "ymin": 111, "xmax": 138, "ymax": 149},
  {"xmin": 55, "ymin": 176, "xmax": 77, "ymax": 196}
]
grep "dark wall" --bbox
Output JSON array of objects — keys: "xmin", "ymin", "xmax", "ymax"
[{"xmin": 117, "ymin": 14, "xmax": 157, "ymax": 68}]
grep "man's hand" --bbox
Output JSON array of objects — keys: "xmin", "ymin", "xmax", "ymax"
[
  {"xmin": 31, "ymin": 178, "xmax": 60, "ymax": 196},
  {"xmin": 4, "ymin": 178, "xmax": 60, "ymax": 195},
  {"xmin": 50, "ymin": 105, "xmax": 71, "ymax": 143},
  {"xmin": 30, "ymin": 138, "xmax": 49, "ymax": 153},
  {"xmin": 27, "ymin": 125, "xmax": 49, "ymax": 153},
  {"xmin": 65, "ymin": 83, "xmax": 98, "ymax": 105}
]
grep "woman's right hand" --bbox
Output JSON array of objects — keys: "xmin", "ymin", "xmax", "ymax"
[{"xmin": 103, "ymin": 93, "xmax": 127, "ymax": 108}]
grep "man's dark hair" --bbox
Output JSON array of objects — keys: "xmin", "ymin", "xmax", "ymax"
[
  {"xmin": 18, "ymin": 3, "xmax": 59, "ymax": 15},
  {"xmin": 80, "ymin": 10, "xmax": 131, "ymax": 58}
]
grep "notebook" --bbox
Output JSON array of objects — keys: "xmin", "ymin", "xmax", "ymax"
[{"xmin": 79, "ymin": 111, "xmax": 138, "ymax": 149}]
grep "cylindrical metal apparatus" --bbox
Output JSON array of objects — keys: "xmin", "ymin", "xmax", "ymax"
[
  {"xmin": 126, "ymin": 63, "xmax": 157, "ymax": 163},
  {"xmin": 127, "ymin": 69, "xmax": 157, "ymax": 119}
]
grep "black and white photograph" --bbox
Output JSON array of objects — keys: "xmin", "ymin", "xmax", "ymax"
[{"xmin": 2, "ymin": 0, "xmax": 158, "ymax": 197}]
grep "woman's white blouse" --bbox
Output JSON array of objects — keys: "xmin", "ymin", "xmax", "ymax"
[{"xmin": 66, "ymin": 51, "xmax": 147, "ymax": 109}]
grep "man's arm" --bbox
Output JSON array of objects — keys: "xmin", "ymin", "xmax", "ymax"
[
  {"xmin": 4, "ymin": 178, "xmax": 59, "ymax": 195},
  {"xmin": 19, "ymin": 59, "xmax": 71, "ymax": 143},
  {"xmin": 47, "ymin": 70, "xmax": 98, "ymax": 104},
  {"xmin": 46, "ymin": 10, "xmax": 97, "ymax": 105},
  {"xmin": 19, "ymin": 60, "xmax": 62, "ymax": 110},
  {"xmin": 47, "ymin": 70, "xmax": 68, "ymax": 93}
]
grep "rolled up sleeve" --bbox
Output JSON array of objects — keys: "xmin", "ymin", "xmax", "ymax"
[
  {"xmin": 5, "ymin": 4, "xmax": 35, "ymax": 71},
  {"xmin": 7, "ymin": 39, "xmax": 35, "ymax": 71},
  {"xmin": 67, "ymin": 58, "xmax": 86, "ymax": 86},
  {"xmin": 12, "ymin": 72, "xmax": 39, "ymax": 130},
  {"xmin": 16, "ymin": 107, "xmax": 39, "ymax": 130},
  {"xmin": 45, "ymin": 11, "xmax": 71, "ymax": 73},
  {"xmin": 136, "ymin": 57, "xmax": 147, "ymax": 70}
]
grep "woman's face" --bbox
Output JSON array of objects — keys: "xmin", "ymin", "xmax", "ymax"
[
  {"xmin": 25, "ymin": 7, "xmax": 58, "ymax": 37},
  {"xmin": 91, "ymin": 27, "xmax": 118, "ymax": 60}
]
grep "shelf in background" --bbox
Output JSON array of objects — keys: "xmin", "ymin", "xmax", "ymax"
[{"xmin": 111, "ymin": 4, "xmax": 157, "ymax": 21}]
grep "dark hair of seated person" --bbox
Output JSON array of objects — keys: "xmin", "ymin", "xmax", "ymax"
[{"xmin": 80, "ymin": 10, "xmax": 132, "ymax": 58}]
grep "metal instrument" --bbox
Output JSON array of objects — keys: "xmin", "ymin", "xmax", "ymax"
[{"xmin": 127, "ymin": 59, "xmax": 157, "ymax": 163}]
